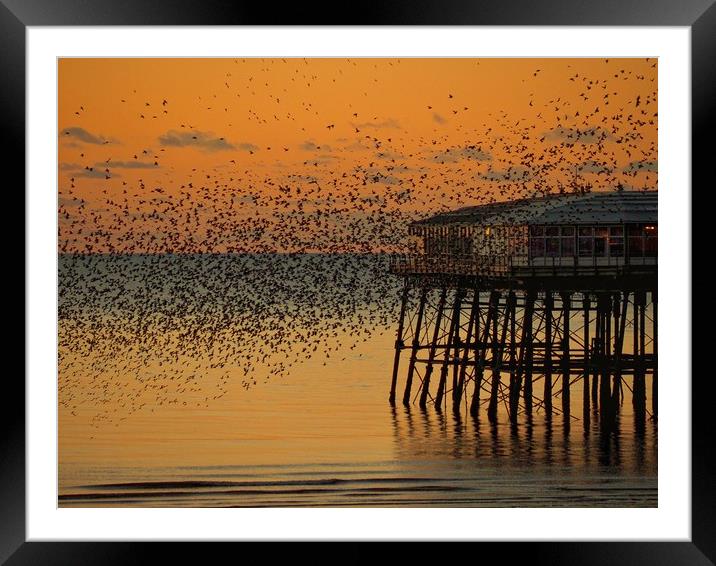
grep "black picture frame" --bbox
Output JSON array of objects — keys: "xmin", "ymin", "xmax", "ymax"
[{"xmin": 8, "ymin": 1, "xmax": 713, "ymax": 563}]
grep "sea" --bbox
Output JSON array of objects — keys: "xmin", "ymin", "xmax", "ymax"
[{"xmin": 58, "ymin": 254, "xmax": 657, "ymax": 507}]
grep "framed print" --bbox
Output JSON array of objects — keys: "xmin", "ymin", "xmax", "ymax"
[{"xmin": 10, "ymin": 0, "xmax": 714, "ymax": 563}]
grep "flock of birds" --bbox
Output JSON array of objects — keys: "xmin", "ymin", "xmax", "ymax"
[
  {"xmin": 58, "ymin": 253, "xmax": 400, "ymax": 428},
  {"xmin": 58, "ymin": 58, "xmax": 658, "ymax": 428}
]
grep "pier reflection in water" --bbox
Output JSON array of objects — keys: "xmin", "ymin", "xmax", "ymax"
[{"xmin": 389, "ymin": 399, "xmax": 656, "ymax": 506}]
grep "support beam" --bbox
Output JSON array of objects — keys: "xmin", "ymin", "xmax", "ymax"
[
  {"xmin": 583, "ymin": 294, "xmax": 591, "ymax": 423},
  {"xmin": 612, "ymin": 291, "xmax": 627, "ymax": 413},
  {"xmin": 523, "ymin": 291, "xmax": 536, "ymax": 420},
  {"xmin": 599, "ymin": 293, "xmax": 613, "ymax": 427},
  {"xmin": 543, "ymin": 291, "xmax": 553, "ymax": 418},
  {"xmin": 652, "ymin": 290, "xmax": 658, "ymax": 419},
  {"xmin": 591, "ymin": 295, "xmax": 600, "ymax": 408},
  {"xmin": 488, "ymin": 291, "xmax": 510, "ymax": 423},
  {"xmin": 454, "ymin": 289, "xmax": 479, "ymax": 412},
  {"xmin": 510, "ymin": 291, "xmax": 533, "ymax": 422},
  {"xmin": 470, "ymin": 291, "xmax": 496, "ymax": 417},
  {"xmin": 632, "ymin": 291, "xmax": 645, "ymax": 420},
  {"xmin": 469, "ymin": 291, "xmax": 484, "ymax": 418},
  {"xmin": 561, "ymin": 291, "xmax": 571, "ymax": 423},
  {"xmin": 418, "ymin": 287, "xmax": 447, "ymax": 409},
  {"xmin": 507, "ymin": 291, "xmax": 518, "ymax": 423},
  {"xmin": 389, "ymin": 285, "xmax": 410, "ymax": 405},
  {"xmin": 435, "ymin": 289, "xmax": 464, "ymax": 409},
  {"xmin": 403, "ymin": 287, "xmax": 428, "ymax": 406}
]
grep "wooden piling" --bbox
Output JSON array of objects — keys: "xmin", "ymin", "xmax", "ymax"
[
  {"xmin": 583, "ymin": 295, "xmax": 591, "ymax": 422},
  {"xmin": 419, "ymin": 287, "xmax": 447, "ymax": 409},
  {"xmin": 543, "ymin": 291, "xmax": 553, "ymax": 418},
  {"xmin": 469, "ymin": 292, "xmax": 487, "ymax": 417},
  {"xmin": 612, "ymin": 292, "xmax": 627, "ymax": 413},
  {"xmin": 403, "ymin": 287, "xmax": 428, "ymax": 406},
  {"xmin": 454, "ymin": 289, "xmax": 479, "ymax": 412},
  {"xmin": 652, "ymin": 290, "xmax": 658, "ymax": 419},
  {"xmin": 523, "ymin": 291, "xmax": 536, "ymax": 420},
  {"xmin": 561, "ymin": 291, "xmax": 571, "ymax": 423},
  {"xmin": 507, "ymin": 291, "xmax": 518, "ymax": 423},
  {"xmin": 634, "ymin": 290, "xmax": 647, "ymax": 425},
  {"xmin": 591, "ymin": 295, "xmax": 601, "ymax": 408},
  {"xmin": 389, "ymin": 285, "xmax": 410, "ymax": 405},
  {"xmin": 451, "ymin": 291, "xmax": 467, "ymax": 405},
  {"xmin": 599, "ymin": 293, "xmax": 613, "ymax": 427},
  {"xmin": 435, "ymin": 289, "xmax": 464, "ymax": 409},
  {"xmin": 487, "ymin": 291, "xmax": 505, "ymax": 423},
  {"xmin": 510, "ymin": 291, "xmax": 533, "ymax": 422}
]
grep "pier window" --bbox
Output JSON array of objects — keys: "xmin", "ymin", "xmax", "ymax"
[
  {"xmin": 530, "ymin": 225, "xmax": 576, "ymax": 258},
  {"xmin": 577, "ymin": 225, "xmax": 628, "ymax": 258},
  {"xmin": 561, "ymin": 226, "xmax": 575, "ymax": 256},
  {"xmin": 594, "ymin": 227, "xmax": 608, "ymax": 257},
  {"xmin": 545, "ymin": 226, "xmax": 560, "ymax": 257},
  {"xmin": 578, "ymin": 227, "xmax": 594, "ymax": 257},
  {"xmin": 645, "ymin": 225, "xmax": 657, "ymax": 256},
  {"xmin": 447, "ymin": 226, "xmax": 473, "ymax": 257},
  {"xmin": 628, "ymin": 225, "xmax": 644, "ymax": 256},
  {"xmin": 628, "ymin": 224, "xmax": 658, "ymax": 258},
  {"xmin": 609, "ymin": 226, "xmax": 624, "ymax": 257},
  {"xmin": 529, "ymin": 226, "xmax": 545, "ymax": 257}
]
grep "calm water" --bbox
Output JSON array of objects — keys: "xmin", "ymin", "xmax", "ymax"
[{"xmin": 58, "ymin": 254, "xmax": 657, "ymax": 507}]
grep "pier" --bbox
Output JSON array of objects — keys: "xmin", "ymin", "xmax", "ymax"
[{"xmin": 388, "ymin": 191, "xmax": 657, "ymax": 429}]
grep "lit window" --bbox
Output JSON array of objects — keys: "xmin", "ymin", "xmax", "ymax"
[{"xmin": 579, "ymin": 237, "xmax": 593, "ymax": 257}]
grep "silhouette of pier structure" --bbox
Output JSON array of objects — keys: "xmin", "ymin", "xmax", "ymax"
[{"xmin": 388, "ymin": 191, "xmax": 657, "ymax": 429}]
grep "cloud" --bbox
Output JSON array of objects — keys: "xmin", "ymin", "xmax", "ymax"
[
  {"xmin": 158, "ymin": 130, "xmax": 241, "ymax": 152},
  {"xmin": 373, "ymin": 174, "xmax": 401, "ymax": 185},
  {"xmin": 432, "ymin": 113, "xmax": 447, "ymax": 125},
  {"xmin": 352, "ymin": 118, "xmax": 401, "ymax": 129},
  {"xmin": 58, "ymin": 194, "xmax": 83, "ymax": 207},
  {"xmin": 235, "ymin": 142, "xmax": 259, "ymax": 152},
  {"xmin": 234, "ymin": 194, "xmax": 261, "ymax": 205},
  {"xmin": 544, "ymin": 126, "xmax": 612, "ymax": 144},
  {"xmin": 354, "ymin": 169, "xmax": 403, "ymax": 185},
  {"xmin": 478, "ymin": 165, "xmax": 533, "ymax": 182},
  {"xmin": 74, "ymin": 169, "xmax": 119, "ymax": 179},
  {"xmin": 577, "ymin": 160, "xmax": 613, "ymax": 174},
  {"xmin": 342, "ymin": 140, "xmax": 369, "ymax": 152},
  {"xmin": 300, "ymin": 154, "xmax": 339, "ymax": 165},
  {"xmin": 375, "ymin": 150, "xmax": 404, "ymax": 161},
  {"xmin": 59, "ymin": 162, "xmax": 82, "ymax": 171},
  {"xmin": 623, "ymin": 160, "xmax": 658, "ymax": 173},
  {"xmin": 60, "ymin": 127, "xmax": 116, "ymax": 145},
  {"xmin": 286, "ymin": 174, "xmax": 320, "ymax": 184},
  {"xmin": 460, "ymin": 146, "xmax": 492, "ymax": 161},
  {"xmin": 428, "ymin": 152, "xmax": 460, "ymax": 164},
  {"xmin": 427, "ymin": 145, "xmax": 492, "ymax": 164},
  {"xmin": 300, "ymin": 140, "xmax": 332, "ymax": 152},
  {"xmin": 105, "ymin": 160, "xmax": 158, "ymax": 169}
]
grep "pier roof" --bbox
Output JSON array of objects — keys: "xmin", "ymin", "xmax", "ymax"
[{"xmin": 411, "ymin": 190, "xmax": 657, "ymax": 227}]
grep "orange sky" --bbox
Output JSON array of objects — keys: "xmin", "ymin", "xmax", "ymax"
[{"xmin": 58, "ymin": 58, "xmax": 657, "ymax": 253}]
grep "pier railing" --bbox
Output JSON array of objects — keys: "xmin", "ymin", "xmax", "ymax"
[
  {"xmin": 388, "ymin": 253, "xmax": 657, "ymax": 279},
  {"xmin": 388, "ymin": 253, "xmax": 510, "ymax": 277}
]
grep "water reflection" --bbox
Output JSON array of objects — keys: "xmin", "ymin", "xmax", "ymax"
[{"xmin": 390, "ymin": 404, "xmax": 656, "ymax": 480}]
